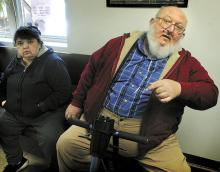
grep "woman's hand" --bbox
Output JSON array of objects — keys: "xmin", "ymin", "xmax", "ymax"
[{"xmin": 1, "ymin": 100, "xmax": 6, "ymax": 107}]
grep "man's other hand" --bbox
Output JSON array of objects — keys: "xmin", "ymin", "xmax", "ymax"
[{"xmin": 147, "ymin": 79, "xmax": 181, "ymax": 103}]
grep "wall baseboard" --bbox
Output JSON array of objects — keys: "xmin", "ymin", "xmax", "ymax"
[{"xmin": 184, "ymin": 153, "xmax": 220, "ymax": 172}]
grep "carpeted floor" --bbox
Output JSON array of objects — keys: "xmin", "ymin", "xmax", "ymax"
[
  {"xmin": 0, "ymin": 147, "xmax": 7, "ymax": 172},
  {"xmin": 0, "ymin": 146, "xmax": 48, "ymax": 172},
  {"xmin": 1, "ymin": 146, "xmax": 219, "ymax": 172}
]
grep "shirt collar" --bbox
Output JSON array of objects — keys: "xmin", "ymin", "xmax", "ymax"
[{"xmin": 137, "ymin": 33, "xmax": 148, "ymax": 57}]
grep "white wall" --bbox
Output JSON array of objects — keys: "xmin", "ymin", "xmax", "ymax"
[{"xmin": 65, "ymin": 0, "xmax": 220, "ymax": 161}]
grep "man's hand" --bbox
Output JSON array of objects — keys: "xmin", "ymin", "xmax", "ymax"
[
  {"xmin": 147, "ymin": 79, "xmax": 181, "ymax": 103},
  {"xmin": 65, "ymin": 104, "xmax": 82, "ymax": 120}
]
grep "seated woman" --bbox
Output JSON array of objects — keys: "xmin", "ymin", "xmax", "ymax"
[{"xmin": 0, "ymin": 26, "xmax": 72, "ymax": 172}]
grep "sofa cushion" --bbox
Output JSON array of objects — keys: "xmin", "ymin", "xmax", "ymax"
[
  {"xmin": 0, "ymin": 46, "xmax": 16, "ymax": 73},
  {"xmin": 58, "ymin": 52, "xmax": 89, "ymax": 86}
]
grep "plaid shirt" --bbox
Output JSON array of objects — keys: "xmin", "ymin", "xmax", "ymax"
[{"xmin": 104, "ymin": 34, "xmax": 168, "ymax": 118}]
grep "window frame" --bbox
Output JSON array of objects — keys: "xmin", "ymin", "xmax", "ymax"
[{"xmin": 0, "ymin": 0, "xmax": 67, "ymax": 49}]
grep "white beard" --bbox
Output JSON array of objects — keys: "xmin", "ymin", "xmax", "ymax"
[{"xmin": 146, "ymin": 26, "xmax": 181, "ymax": 59}]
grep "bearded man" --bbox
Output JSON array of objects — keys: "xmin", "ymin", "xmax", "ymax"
[{"xmin": 56, "ymin": 6, "xmax": 218, "ymax": 172}]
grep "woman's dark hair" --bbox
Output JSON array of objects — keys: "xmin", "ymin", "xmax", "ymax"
[{"xmin": 13, "ymin": 26, "xmax": 43, "ymax": 45}]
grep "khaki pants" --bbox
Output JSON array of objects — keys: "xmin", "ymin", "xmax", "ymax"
[{"xmin": 57, "ymin": 108, "xmax": 190, "ymax": 172}]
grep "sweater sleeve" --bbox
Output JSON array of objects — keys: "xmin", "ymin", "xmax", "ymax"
[
  {"xmin": 70, "ymin": 48, "xmax": 103, "ymax": 109},
  {"xmin": 179, "ymin": 56, "xmax": 218, "ymax": 110},
  {"xmin": 0, "ymin": 72, "xmax": 7, "ymax": 105},
  {"xmin": 0, "ymin": 58, "xmax": 16, "ymax": 106},
  {"xmin": 37, "ymin": 55, "xmax": 72, "ymax": 112}
]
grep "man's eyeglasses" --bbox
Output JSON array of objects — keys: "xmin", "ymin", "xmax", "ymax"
[{"xmin": 156, "ymin": 16, "xmax": 185, "ymax": 35}]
